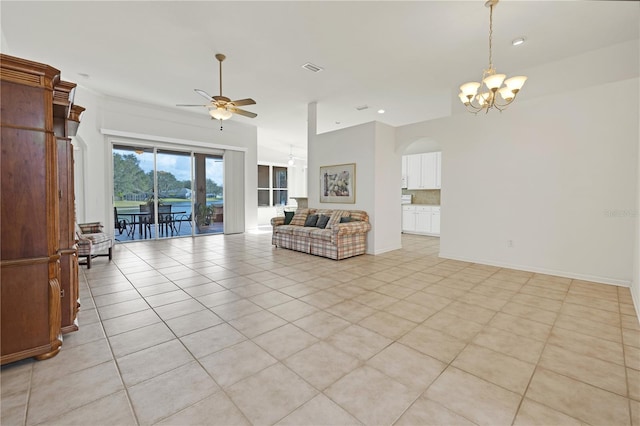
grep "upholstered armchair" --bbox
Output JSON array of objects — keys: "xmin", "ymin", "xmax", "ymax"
[{"xmin": 76, "ymin": 222, "xmax": 113, "ymax": 268}]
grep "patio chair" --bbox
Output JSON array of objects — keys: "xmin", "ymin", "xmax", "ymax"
[
  {"xmin": 113, "ymin": 207, "xmax": 130, "ymax": 236},
  {"xmin": 76, "ymin": 222, "xmax": 113, "ymax": 269}
]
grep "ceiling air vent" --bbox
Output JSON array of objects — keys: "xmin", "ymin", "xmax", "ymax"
[
  {"xmin": 302, "ymin": 62, "xmax": 324, "ymax": 73},
  {"xmin": 355, "ymin": 105, "xmax": 369, "ymax": 111}
]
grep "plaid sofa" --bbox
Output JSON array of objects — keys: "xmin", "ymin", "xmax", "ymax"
[{"xmin": 270, "ymin": 209, "xmax": 371, "ymax": 260}]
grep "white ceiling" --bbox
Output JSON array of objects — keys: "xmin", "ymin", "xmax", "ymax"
[{"xmin": 2, "ymin": 1, "xmax": 638, "ymax": 161}]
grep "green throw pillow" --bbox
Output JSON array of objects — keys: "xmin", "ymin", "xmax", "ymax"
[
  {"xmin": 304, "ymin": 214, "xmax": 319, "ymax": 227},
  {"xmin": 316, "ymin": 214, "xmax": 330, "ymax": 229},
  {"xmin": 284, "ymin": 211, "xmax": 295, "ymax": 225}
]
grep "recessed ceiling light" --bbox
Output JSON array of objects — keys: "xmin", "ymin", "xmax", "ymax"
[
  {"xmin": 512, "ymin": 37, "xmax": 526, "ymax": 46},
  {"xmin": 377, "ymin": 109, "xmax": 385, "ymax": 114}
]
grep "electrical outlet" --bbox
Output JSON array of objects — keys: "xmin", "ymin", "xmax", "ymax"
[{"xmin": 507, "ymin": 240, "xmax": 514, "ymax": 248}]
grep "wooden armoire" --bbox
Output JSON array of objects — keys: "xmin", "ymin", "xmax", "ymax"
[{"xmin": 1, "ymin": 54, "xmax": 84, "ymax": 365}]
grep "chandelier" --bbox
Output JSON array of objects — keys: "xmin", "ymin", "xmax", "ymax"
[{"xmin": 458, "ymin": 0, "xmax": 527, "ymax": 114}]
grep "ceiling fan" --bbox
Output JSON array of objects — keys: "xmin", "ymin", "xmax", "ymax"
[{"xmin": 177, "ymin": 53, "xmax": 257, "ymax": 129}]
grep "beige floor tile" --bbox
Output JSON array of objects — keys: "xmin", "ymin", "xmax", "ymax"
[
  {"xmin": 326, "ymin": 300, "xmax": 376, "ymax": 323},
  {"xmin": 500, "ymin": 301, "xmax": 558, "ymax": 326},
  {"xmin": 229, "ymin": 309, "xmax": 288, "ymax": 338},
  {"xmin": 92, "ymin": 288, "xmax": 139, "ymax": 306},
  {"xmin": 631, "ymin": 399, "xmax": 640, "ymax": 426},
  {"xmin": 526, "ymin": 367, "xmax": 630, "ymax": 425},
  {"xmin": 518, "ymin": 285, "xmax": 567, "ymax": 302},
  {"xmin": 325, "ymin": 366, "xmax": 418, "ymax": 425},
  {"xmin": 489, "ymin": 312, "xmax": 552, "ymax": 342},
  {"xmin": 154, "ymin": 298, "xmax": 207, "ymax": 321},
  {"xmin": 513, "ymin": 398, "xmax": 581, "ymax": 426},
  {"xmin": 210, "ymin": 299, "xmax": 263, "ymax": 321},
  {"xmin": 422, "ymin": 311, "xmax": 484, "ymax": 341},
  {"xmin": 628, "ymin": 367, "xmax": 640, "ymax": 401},
  {"xmin": 165, "ymin": 309, "xmax": 224, "ymax": 337},
  {"xmin": 1, "ymin": 389, "xmax": 28, "ymax": 426},
  {"xmin": 156, "ymin": 391, "xmax": 250, "ymax": 426},
  {"xmin": 299, "ymin": 290, "xmax": 345, "ymax": 309},
  {"xmin": 109, "ymin": 322, "xmax": 176, "ymax": 358},
  {"xmin": 425, "ymin": 367, "xmax": 521, "ymax": 426},
  {"xmin": 96, "ymin": 298, "xmax": 150, "ymax": 321},
  {"xmin": 76, "ymin": 306, "xmax": 101, "ymax": 326},
  {"xmin": 180, "ymin": 323, "xmax": 246, "ymax": 359},
  {"xmin": 621, "ymin": 303, "xmax": 637, "ymax": 317},
  {"xmin": 470, "ymin": 283, "xmax": 518, "ymax": 301},
  {"xmin": 561, "ymin": 302, "xmax": 621, "ymax": 326},
  {"xmin": 452, "ymin": 344, "xmax": 536, "ymax": 395},
  {"xmin": 293, "ymin": 311, "xmax": 350, "ymax": 339},
  {"xmin": 253, "ymin": 323, "xmax": 319, "ymax": 359},
  {"xmin": 358, "ymin": 311, "xmax": 417, "ymax": 339},
  {"xmin": 510, "ymin": 292, "xmax": 563, "ymax": 312},
  {"xmin": 231, "ymin": 282, "xmax": 273, "ymax": 298},
  {"xmin": 268, "ymin": 299, "xmax": 319, "ymax": 321},
  {"xmin": 399, "ymin": 325, "xmax": 466, "ymax": 363},
  {"xmin": 227, "ymin": 363, "xmax": 317, "ymax": 425},
  {"xmin": 471, "ymin": 327, "xmax": 541, "ymax": 364},
  {"xmin": 383, "ymin": 299, "xmax": 436, "ymax": 323},
  {"xmin": 625, "ymin": 345, "xmax": 640, "ymax": 370},
  {"xmin": 276, "ymin": 394, "xmax": 361, "ymax": 426},
  {"xmin": 352, "ymin": 291, "xmax": 399, "ymax": 309},
  {"xmin": 367, "ymin": 342, "xmax": 445, "ymax": 392},
  {"xmin": 623, "ymin": 328, "xmax": 640, "ymax": 348},
  {"xmin": 31, "ymin": 339, "xmax": 113, "ymax": 386},
  {"xmin": 137, "ymin": 281, "xmax": 181, "ymax": 297},
  {"xmin": 43, "ymin": 390, "xmax": 136, "ymax": 426},
  {"xmin": 395, "ymin": 396, "xmax": 476, "ymax": 426},
  {"xmin": 326, "ymin": 325, "xmax": 393, "ymax": 361},
  {"xmin": 279, "ymin": 283, "xmax": 320, "ymax": 298},
  {"xmin": 565, "ymin": 293, "xmax": 620, "ymax": 313},
  {"xmin": 459, "ymin": 291, "xmax": 509, "ymax": 311},
  {"xmin": 441, "ymin": 301, "xmax": 497, "ymax": 325},
  {"xmin": 200, "ymin": 340, "xmax": 277, "ymax": 388},
  {"xmin": 182, "ymin": 282, "xmax": 226, "ymax": 298},
  {"xmin": 144, "ymin": 289, "xmax": 193, "ymax": 307},
  {"xmin": 555, "ymin": 312, "xmax": 622, "ymax": 343},
  {"xmin": 26, "ymin": 361, "xmax": 123, "ymax": 425},
  {"xmin": 548, "ymin": 325, "xmax": 625, "ymax": 365},
  {"xmin": 128, "ymin": 361, "xmax": 219, "ymax": 425},
  {"xmin": 248, "ymin": 290, "xmax": 295, "ymax": 308},
  {"xmin": 406, "ymin": 291, "xmax": 453, "ymax": 310},
  {"xmin": 197, "ymin": 289, "xmax": 242, "ymax": 307},
  {"xmin": 117, "ymin": 339, "xmax": 194, "ymax": 387},
  {"xmin": 539, "ymin": 344, "xmax": 627, "ymax": 396},
  {"xmin": 422, "ymin": 283, "xmax": 468, "ymax": 300},
  {"xmin": 101, "ymin": 309, "xmax": 162, "ymax": 337},
  {"xmin": 374, "ymin": 283, "xmax": 417, "ymax": 299},
  {"xmin": 622, "ymin": 314, "xmax": 640, "ymax": 331},
  {"xmin": 285, "ymin": 341, "xmax": 360, "ymax": 390},
  {"xmin": 0, "ymin": 360, "xmax": 32, "ymax": 398}
]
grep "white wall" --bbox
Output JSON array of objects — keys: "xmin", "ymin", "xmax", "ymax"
[
  {"xmin": 309, "ymin": 120, "xmax": 402, "ymax": 255},
  {"xmin": 397, "ymin": 77, "xmax": 638, "ymax": 286},
  {"xmin": 73, "ymin": 89, "xmax": 258, "ymax": 231},
  {"xmin": 633, "ymin": 123, "xmax": 640, "ymax": 318}
]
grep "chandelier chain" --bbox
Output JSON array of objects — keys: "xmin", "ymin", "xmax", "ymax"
[{"xmin": 488, "ymin": 3, "xmax": 494, "ymax": 70}]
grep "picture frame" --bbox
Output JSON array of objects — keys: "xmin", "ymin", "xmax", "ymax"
[{"xmin": 320, "ymin": 163, "xmax": 356, "ymax": 204}]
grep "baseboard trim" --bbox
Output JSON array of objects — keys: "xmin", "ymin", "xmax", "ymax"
[
  {"xmin": 438, "ymin": 251, "xmax": 631, "ymax": 288},
  {"xmin": 370, "ymin": 244, "xmax": 403, "ymax": 256}
]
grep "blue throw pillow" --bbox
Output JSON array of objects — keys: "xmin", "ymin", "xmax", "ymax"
[
  {"xmin": 304, "ymin": 214, "xmax": 319, "ymax": 227},
  {"xmin": 284, "ymin": 211, "xmax": 295, "ymax": 225},
  {"xmin": 316, "ymin": 214, "xmax": 330, "ymax": 229}
]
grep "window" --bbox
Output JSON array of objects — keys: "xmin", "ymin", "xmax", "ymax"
[{"xmin": 258, "ymin": 164, "xmax": 288, "ymax": 206}]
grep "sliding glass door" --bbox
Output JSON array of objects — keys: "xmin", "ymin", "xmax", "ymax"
[{"xmin": 112, "ymin": 144, "xmax": 223, "ymax": 241}]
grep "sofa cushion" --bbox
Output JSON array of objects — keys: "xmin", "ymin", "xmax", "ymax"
[
  {"xmin": 316, "ymin": 214, "xmax": 330, "ymax": 229},
  {"xmin": 326, "ymin": 210, "xmax": 350, "ymax": 229},
  {"xmin": 275, "ymin": 224, "xmax": 297, "ymax": 235},
  {"xmin": 308, "ymin": 228, "xmax": 332, "ymax": 242},
  {"xmin": 284, "ymin": 211, "xmax": 295, "ymax": 225},
  {"xmin": 304, "ymin": 214, "xmax": 319, "ymax": 227},
  {"xmin": 292, "ymin": 227, "xmax": 314, "ymax": 237},
  {"xmin": 290, "ymin": 208, "xmax": 310, "ymax": 226}
]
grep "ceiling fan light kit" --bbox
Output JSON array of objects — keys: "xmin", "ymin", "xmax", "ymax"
[
  {"xmin": 177, "ymin": 53, "xmax": 257, "ymax": 130},
  {"xmin": 459, "ymin": 0, "xmax": 528, "ymax": 114}
]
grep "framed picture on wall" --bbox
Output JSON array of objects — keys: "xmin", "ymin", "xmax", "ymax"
[{"xmin": 320, "ymin": 163, "xmax": 356, "ymax": 203}]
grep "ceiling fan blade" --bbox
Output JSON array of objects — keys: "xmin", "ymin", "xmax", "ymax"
[
  {"xmin": 194, "ymin": 89, "xmax": 213, "ymax": 100},
  {"xmin": 176, "ymin": 104, "xmax": 208, "ymax": 107},
  {"xmin": 229, "ymin": 107, "xmax": 257, "ymax": 118},
  {"xmin": 213, "ymin": 95, "xmax": 231, "ymax": 103},
  {"xmin": 229, "ymin": 98, "xmax": 256, "ymax": 107}
]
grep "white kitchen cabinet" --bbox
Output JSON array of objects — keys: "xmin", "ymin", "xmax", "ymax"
[
  {"xmin": 402, "ymin": 205, "xmax": 416, "ymax": 232},
  {"xmin": 405, "ymin": 152, "xmax": 441, "ymax": 190},
  {"xmin": 431, "ymin": 206, "xmax": 441, "ymax": 234},
  {"xmin": 401, "ymin": 155, "xmax": 408, "ymax": 188},
  {"xmin": 402, "ymin": 205, "xmax": 440, "ymax": 236}
]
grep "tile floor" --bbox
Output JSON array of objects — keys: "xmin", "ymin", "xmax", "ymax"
[{"xmin": 1, "ymin": 233, "xmax": 639, "ymax": 426}]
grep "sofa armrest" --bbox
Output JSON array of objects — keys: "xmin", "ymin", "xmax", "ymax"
[
  {"xmin": 271, "ymin": 217, "xmax": 285, "ymax": 227},
  {"xmin": 331, "ymin": 221, "xmax": 372, "ymax": 236},
  {"xmin": 79, "ymin": 222, "xmax": 104, "ymax": 234}
]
